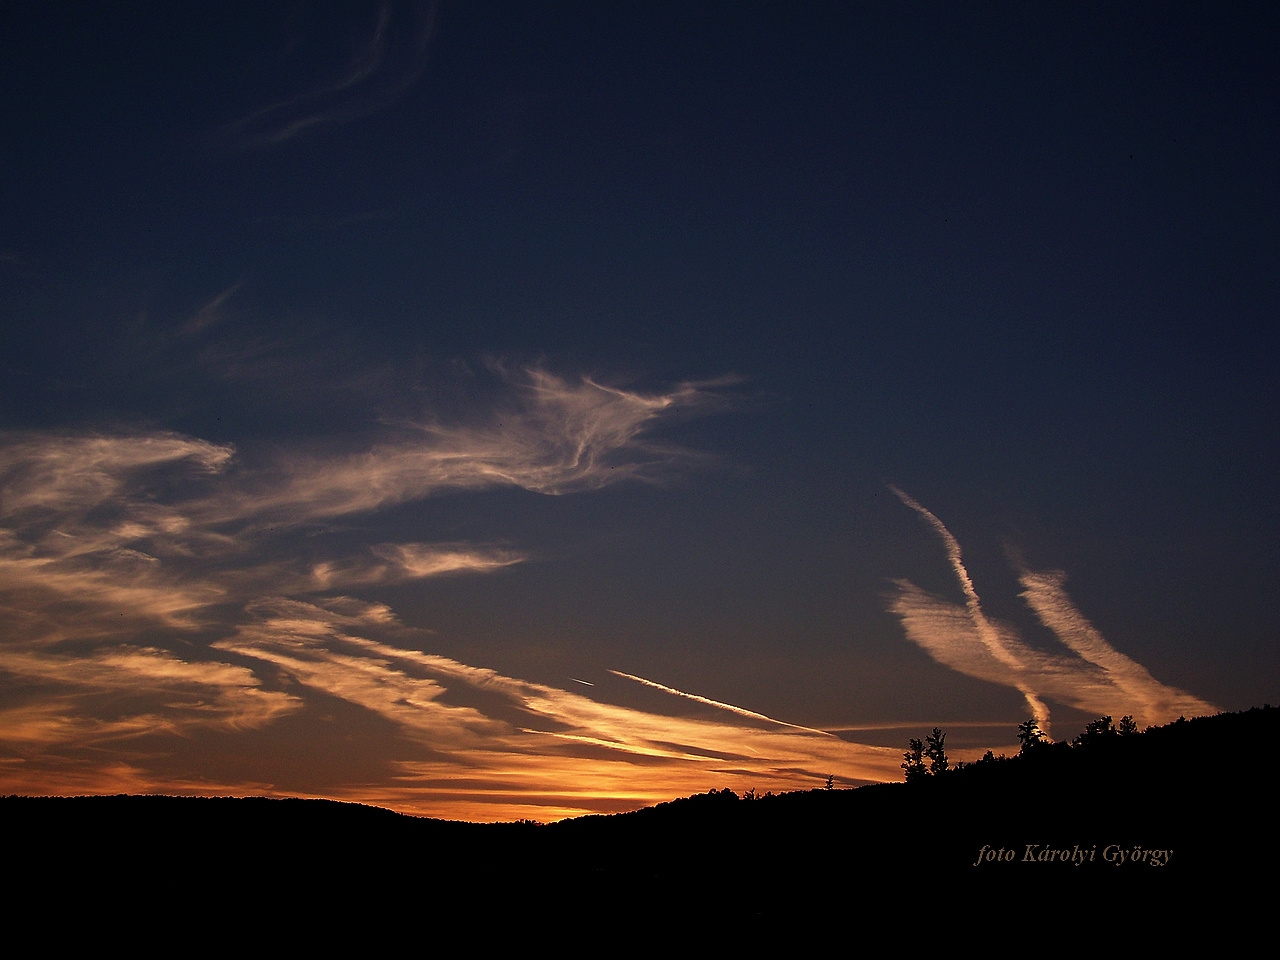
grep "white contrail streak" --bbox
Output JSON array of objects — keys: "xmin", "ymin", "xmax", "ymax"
[
  {"xmin": 609, "ymin": 670, "xmax": 833, "ymax": 736},
  {"xmin": 1017, "ymin": 568, "xmax": 1217, "ymax": 727},
  {"xmin": 889, "ymin": 485, "xmax": 1051, "ymax": 732}
]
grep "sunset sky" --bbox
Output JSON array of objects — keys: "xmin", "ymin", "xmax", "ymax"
[{"xmin": 1, "ymin": 2, "xmax": 1275, "ymax": 821}]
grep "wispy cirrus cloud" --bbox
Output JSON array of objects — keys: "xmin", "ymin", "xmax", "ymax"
[
  {"xmin": 307, "ymin": 542, "xmax": 527, "ymax": 591},
  {"xmin": 0, "ymin": 367, "xmax": 727, "ymax": 638},
  {"xmin": 0, "ymin": 644, "xmax": 299, "ymax": 748},
  {"xmin": 887, "ymin": 487, "xmax": 1216, "ymax": 733},
  {"xmin": 216, "ymin": 367, "xmax": 732, "ymax": 523},
  {"xmin": 0, "ymin": 431, "xmax": 233, "ymax": 520},
  {"xmin": 0, "ymin": 433, "xmax": 239, "ymax": 639},
  {"xmin": 215, "ymin": 1, "xmax": 439, "ymax": 150},
  {"xmin": 2, "ymin": 365, "xmax": 895, "ymax": 818}
]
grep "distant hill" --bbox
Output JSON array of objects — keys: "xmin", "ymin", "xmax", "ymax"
[
  {"xmin": 538, "ymin": 706, "xmax": 1276, "ymax": 911},
  {"xmin": 6, "ymin": 707, "xmax": 1273, "ymax": 920}
]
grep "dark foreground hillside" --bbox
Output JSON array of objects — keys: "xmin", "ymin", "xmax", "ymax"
[{"xmin": 6, "ymin": 708, "xmax": 1274, "ymax": 922}]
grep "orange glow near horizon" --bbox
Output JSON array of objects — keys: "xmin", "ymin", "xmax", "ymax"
[{"xmin": 0, "ymin": 388, "xmax": 1220, "ymax": 823}]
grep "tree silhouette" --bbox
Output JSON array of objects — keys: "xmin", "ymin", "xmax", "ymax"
[
  {"xmin": 1017, "ymin": 718, "xmax": 1047, "ymax": 755},
  {"xmin": 925, "ymin": 727, "xmax": 948, "ymax": 774},
  {"xmin": 902, "ymin": 738, "xmax": 928, "ymax": 782},
  {"xmin": 1118, "ymin": 715, "xmax": 1139, "ymax": 736}
]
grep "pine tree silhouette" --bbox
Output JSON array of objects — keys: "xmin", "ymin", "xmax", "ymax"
[
  {"xmin": 925, "ymin": 727, "xmax": 948, "ymax": 774},
  {"xmin": 902, "ymin": 738, "xmax": 928, "ymax": 782}
]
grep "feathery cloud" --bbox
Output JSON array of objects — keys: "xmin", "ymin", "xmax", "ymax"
[
  {"xmin": 215, "ymin": 368, "xmax": 730, "ymax": 523},
  {"xmin": 0, "ymin": 367, "xmax": 724, "ymax": 642}
]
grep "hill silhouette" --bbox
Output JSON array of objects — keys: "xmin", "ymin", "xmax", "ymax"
[{"xmin": 6, "ymin": 707, "xmax": 1273, "ymax": 921}]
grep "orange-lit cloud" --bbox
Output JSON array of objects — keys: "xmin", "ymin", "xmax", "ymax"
[
  {"xmin": 209, "ymin": 596, "xmax": 898, "ymax": 819},
  {"xmin": 2, "ymin": 369, "xmax": 903, "ymax": 820},
  {"xmin": 0, "ymin": 643, "xmax": 299, "ymax": 750}
]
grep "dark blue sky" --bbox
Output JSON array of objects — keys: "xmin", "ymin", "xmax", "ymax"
[{"xmin": 1, "ymin": 2, "xmax": 1275, "ymax": 818}]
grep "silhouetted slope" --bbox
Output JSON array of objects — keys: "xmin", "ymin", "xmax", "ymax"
[
  {"xmin": 539, "ymin": 706, "xmax": 1277, "ymax": 911},
  {"xmin": 6, "ymin": 708, "xmax": 1273, "ymax": 919}
]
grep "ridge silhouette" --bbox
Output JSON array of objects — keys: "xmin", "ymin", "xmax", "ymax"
[{"xmin": 7, "ymin": 707, "xmax": 1272, "ymax": 920}]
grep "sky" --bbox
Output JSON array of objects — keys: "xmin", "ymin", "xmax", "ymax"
[{"xmin": 1, "ymin": 2, "xmax": 1276, "ymax": 821}]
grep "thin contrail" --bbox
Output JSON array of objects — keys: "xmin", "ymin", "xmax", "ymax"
[
  {"xmin": 889, "ymin": 485, "xmax": 1051, "ymax": 733},
  {"xmin": 609, "ymin": 670, "xmax": 833, "ymax": 736}
]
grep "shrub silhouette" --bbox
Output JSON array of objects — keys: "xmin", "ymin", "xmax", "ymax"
[{"xmin": 1074, "ymin": 715, "xmax": 1118, "ymax": 747}]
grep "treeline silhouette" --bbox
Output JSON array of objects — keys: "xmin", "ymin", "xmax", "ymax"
[
  {"xmin": 6, "ymin": 707, "xmax": 1273, "ymax": 919},
  {"xmin": 903, "ymin": 712, "xmax": 1178, "ymax": 781}
]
